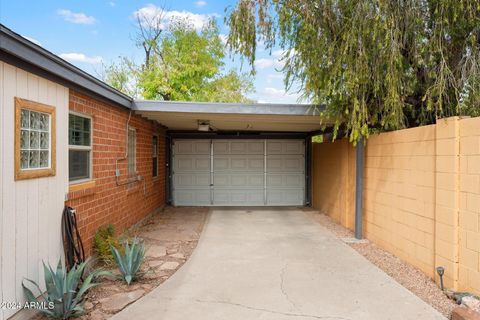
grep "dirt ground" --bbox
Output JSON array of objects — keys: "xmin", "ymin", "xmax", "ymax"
[{"xmin": 304, "ymin": 209, "xmax": 457, "ymax": 318}]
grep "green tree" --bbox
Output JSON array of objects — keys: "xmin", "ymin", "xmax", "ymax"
[
  {"xmin": 104, "ymin": 12, "xmax": 253, "ymax": 103},
  {"xmin": 226, "ymin": 0, "xmax": 480, "ymax": 143}
]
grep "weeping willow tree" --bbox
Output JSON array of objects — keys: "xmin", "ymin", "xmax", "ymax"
[{"xmin": 226, "ymin": 0, "xmax": 480, "ymax": 144}]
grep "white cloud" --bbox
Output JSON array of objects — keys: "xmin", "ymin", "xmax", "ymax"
[
  {"xmin": 219, "ymin": 34, "xmax": 228, "ymax": 45},
  {"xmin": 134, "ymin": 4, "xmax": 218, "ymax": 31},
  {"xmin": 254, "ymin": 58, "xmax": 284, "ymax": 70},
  {"xmin": 195, "ymin": 1, "xmax": 207, "ymax": 7},
  {"xmin": 59, "ymin": 53, "xmax": 103, "ymax": 64},
  {"xmin": 22, "ymin": 35, "xmax": 41, "ymax": 46},
  {"xmin": 57, "ymin": 9, "xmax": 96, "ymax": 25},
  {"xmin": 254, "ymin": 87, "xmax": 305, "ymax": 104},
  {"xmin": 109, "ymin": 1, "xmax": 116, "ymax": 7},
  {"xmin": 267, "ymin": 73, "xmax": 283, "ymax": 83}
]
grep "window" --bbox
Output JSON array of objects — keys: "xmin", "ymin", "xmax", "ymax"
[
  {"xmin": 15, "ymin": 97, "xmax": 56, "ymax": 180},
  {"xmin": 128, "ymin": 128, "xmax": 136, "ymax": 174},
  {"xmin": 152, "ymin": 136, "xmax": 158, "ymax": 177},
  {"xmin": 69, "ymin": 113, "xmax": 92, "ymax": 182}
]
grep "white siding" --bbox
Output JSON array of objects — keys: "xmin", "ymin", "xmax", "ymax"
[{"xmin": 0, "ymin": 62, "xmax": 69, "ymax": 319}]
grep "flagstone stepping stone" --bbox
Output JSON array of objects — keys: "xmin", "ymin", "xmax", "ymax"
[
  {"xmin": 146, "ymin": 245, "xmax": 167, "ymax": 258},
  {"xmin": 169, "ymin": 252, "xmax": 185, "ymax": 259},
  {"xmin": 100, "ymin": 289, "xmax": 145, "ymax": 313},
  {"xmin": 160, "ymin": 261, "xmax": 179, "ymax": 270}
]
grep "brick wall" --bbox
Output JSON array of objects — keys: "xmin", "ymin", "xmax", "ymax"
[
  {"xmin": 312, "ymin": 116, "xmax": 480, "ymax": 293},
  {"xmin": 65, "ymin": 90, "xmax": 166, "ymax": 255}
]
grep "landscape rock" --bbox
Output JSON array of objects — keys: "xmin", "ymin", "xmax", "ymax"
[
  {"xmin": 99, "ymin": 289, "xmax": 145, "ymax": 313},
  {"xmin": 89, "ymin": 309, "xmax": 107, "ymax": 320},
  {"xmin": 160, "ymin": 261, "xmax": 179, "ymax": 270},
  {"xmin": 148, "ymin": 260, "xmax": 164, "ymax": 268},
  {"xmin": 169, "ymin": 252, "xmax": 185, "ymax": 259},
  {"xmin": 463, "ymin": 296, "xmax": 480, "ymax": 312},
  {"xmin": 146, "ymin": 245, "xmax": 167, "ymax": 258}
]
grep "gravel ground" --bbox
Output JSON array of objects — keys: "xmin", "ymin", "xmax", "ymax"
[{"xmin": 304, "ymin": 209, "xmax": 457, "ymax": 319}]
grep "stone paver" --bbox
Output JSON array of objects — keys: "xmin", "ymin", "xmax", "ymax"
[
  {"xmin": 112, "ymin": 208, "xmax": 445, "ymax": 320},
  {"xmin": 146, "ymin": 245, "xmax": 167, "ymax": 258},
  {"xmin": 100, "ymin": 289, "xmax": 145, "ymax": 313},
  {"xmin": 160, "ymin": 261, "xmax": 179, "ymax": 270}
]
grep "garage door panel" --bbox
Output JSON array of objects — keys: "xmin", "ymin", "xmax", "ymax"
[
  {"xmin": 266, "ymin": 189, "xmax": 304, "ymax": 205},
  {"xmin": 267, "ymin": 140, "xmax": 304, "ymax": 155},
  {"xmin": 174, "ymin": 140, "xmax": 210, "ymax": 155},
  {"xmin": 214, "ymin": 140, "xmax": 264, "ymax": 155},
  {"xmin": 213, "ymin": 189, "xmax": 264, "ymax": 205},
  {"xmin": 174, "ymin": 155, "xmax": 210, "ymax": 172},
  {"xmin": 214, "ymin": 155, "xmax": 264, "ymax": 172},
  {"xmin": 214, "ymin": 173, "xmax": 264, "ymax": 188},
  {"xmin": 174, "ymin": 173, "xmax": 210, "ymax": 188},
  {"xmin": 267, "ymin": 155, "xmax": 304, "ymax": 172},
  {"xmin": 174, "ymin": 189, "xmax": 211, "ymax": 206},
  {"xmin": 267, "ymin": 173, "xmax": 304, "ymax": 188}
]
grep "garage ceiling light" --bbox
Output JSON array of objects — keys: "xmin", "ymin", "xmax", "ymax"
[{"xmin": 198, "ymin": 120, "xmax": 210, "ymax": 132}]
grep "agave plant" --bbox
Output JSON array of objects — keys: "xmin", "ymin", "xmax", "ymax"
[
  {"xmin": 110, "ymin": 237, "xmax": 146, "ymax": 285},
  {"xmin": 22, "ymin": 260, "xmax": 103, "ymax": 319}
]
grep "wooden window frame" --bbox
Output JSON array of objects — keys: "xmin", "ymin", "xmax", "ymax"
[
  {"xmin": 15, "ymin": 97, "xmax": 56, "ymax": 181},
  {"xmin": 69, "ymin": 111, "xmax": 93, "ymax": 184},
  {"xmin": 152, "ymin": 135, "xmax": 159, "ymax": 177},
  {"xmin": 127, "ymin": 127, "xmax": 137, "ymax": 175}
]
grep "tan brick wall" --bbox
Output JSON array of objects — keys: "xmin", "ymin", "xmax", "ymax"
[
  {"xmin": 65, "ymin": 90, "xmax": 166, "ymax": 256},
  {"xmin": 311, "ymin": 140, "xmax": 355, "ymax": 230},
  {"xmin": 459, "ymin": 117, "xmax": 480, "ymax": 293}
]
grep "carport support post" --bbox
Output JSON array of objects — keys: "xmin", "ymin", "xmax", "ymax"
[{"xmin": 355, "ymin": 138, "xmax": 364, "ymax": 239}]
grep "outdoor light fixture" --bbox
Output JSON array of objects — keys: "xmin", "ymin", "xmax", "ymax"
[
  {"xmin": 436, "ymin": 266, "xmax": 445, "ymax": 291},
  {"xmin": 198, "ymin": 120, "xmax": 210, "ymax": 132}
]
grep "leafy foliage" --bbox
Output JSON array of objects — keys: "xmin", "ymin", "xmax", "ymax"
[
  {"xmin": 93, "ymin": 224, "xmax": 122, "ymax": 266},
  {"xmin": 110, "ymin": 237, "xmax": 146, "ymax": 285},
  {"xmin": 104, "ymin": 14, "xmax": 254, "ymax": 103},
  {"xmin": 226, "ymin": 0, "xmax": 480, "ymax": 144},
  {"xmin": 22, "ymin": 260, "xmax": 103, "ymax": 319}
]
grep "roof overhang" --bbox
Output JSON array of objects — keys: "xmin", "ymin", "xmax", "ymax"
[
  {"xmin": 133, "ymin": 100, "xmax": 324, "ymax": 133},
  {"xmin": 0, "ymin": 24, "xmax": 132, "ymax": 109}
]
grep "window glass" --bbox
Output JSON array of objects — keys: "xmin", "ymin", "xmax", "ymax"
[
  {"xmin": 128, "ymin": 129, "xmax": 136, "ymax": 174},
  {"xmin": 20, "ymin": 109, "xmax": 51, "ymax": 169},
  {"xmin": 69, "ymin": 113, "xmax": 92, "ymax": 182}
]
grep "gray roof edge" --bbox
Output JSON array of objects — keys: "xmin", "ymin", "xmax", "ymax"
[
  {"xmin": 0, "ymin": 24, "xmax": 132, "ymax": 109},
  {"xmin": 133, "ymin": 100, "xmax": 324, "ymax": 116}
]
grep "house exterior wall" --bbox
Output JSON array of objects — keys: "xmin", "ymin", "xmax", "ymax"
[
  {"xmin": 65, "ymin": 90, "xmax": 166, "ymax": 257},
  {"xmin": 312, "ymin": 116, "xmax": 480, "ymax": 294},
  {"xmin": 0, "ymin": 62, "xmax": 69, "ymax": 319}
]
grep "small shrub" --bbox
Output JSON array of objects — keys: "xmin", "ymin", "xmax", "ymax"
[
  {"xmin": 22, "ymin": 260, "xmax": 105, "ymax": 319},
  {"xmin": 93, "ymin": 224, "xmax": 121, "ymax": 265},
  {"xmin": 111, "ymin": 237, "xmax": 146, "ymax": 285}
]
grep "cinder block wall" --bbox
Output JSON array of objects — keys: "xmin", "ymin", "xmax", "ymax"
[
  {"xmin": 459, "ymin": 117, "xmax": 480, "ymax": 293},
  {"xmin": 312, "ymin": 116, "xmax": 480, "ymax": 294},
  {"xmin": 311, "ymin": 140, "xmax": 355, "ymax": 230},
  {"xmin": 65, "ymin": 90, "xmax": 166, "ymax": 255}
]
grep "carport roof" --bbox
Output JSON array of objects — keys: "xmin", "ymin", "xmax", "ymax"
[{"xmin": 133, "ymin": 100, "xmax": 324, "ymax": 133}]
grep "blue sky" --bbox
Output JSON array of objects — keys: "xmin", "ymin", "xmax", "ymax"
[{"xmin": 1, "ymin": 0, "xmax": 304, "ymax": 103}]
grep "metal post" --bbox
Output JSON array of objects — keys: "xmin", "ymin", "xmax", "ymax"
[{"xmin": 355, "ymin": 138, "xmax": 364, "ymax": 239}]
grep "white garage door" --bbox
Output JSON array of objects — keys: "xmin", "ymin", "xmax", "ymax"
[{"xmin": 172, "ymin": 139, "xmax": 305, "ymax": 206}]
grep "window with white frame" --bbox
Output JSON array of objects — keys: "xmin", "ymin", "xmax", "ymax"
[
  {"xmin": 152, "ymin": 135, "xmax": 158, "ymax": 177},
  {"xmin": 69, "ymin": 113, "xmax": 92, "ymax": 182},
  {"xmin": 15, "ymin": 97, "xmax": 56, "ymax": 180},
  {"xmin": 128, "ymin": 127, "xmax": 136, "ymax": 174}
]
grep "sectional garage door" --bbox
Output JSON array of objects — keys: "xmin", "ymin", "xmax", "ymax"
[{"xmin": 172, "ymin": 139, "xmax": 305, "ymax": 206}]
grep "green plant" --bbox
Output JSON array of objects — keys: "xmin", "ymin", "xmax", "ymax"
[
  {"xmin": 110, "ymin": 237, "xmax": 146, "ymax": 285},
  {"xmin": 22, "ymin": 260, "xmax": 102, "ymax": 319},
  {"xmin": 93, "ymin": 224, "xmax": 121, "ymax": 265}
]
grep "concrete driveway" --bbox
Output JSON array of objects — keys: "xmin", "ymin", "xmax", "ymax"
[{"xmin": 112, "ymin": 208, "xmax": 444, "ymax": 320}]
